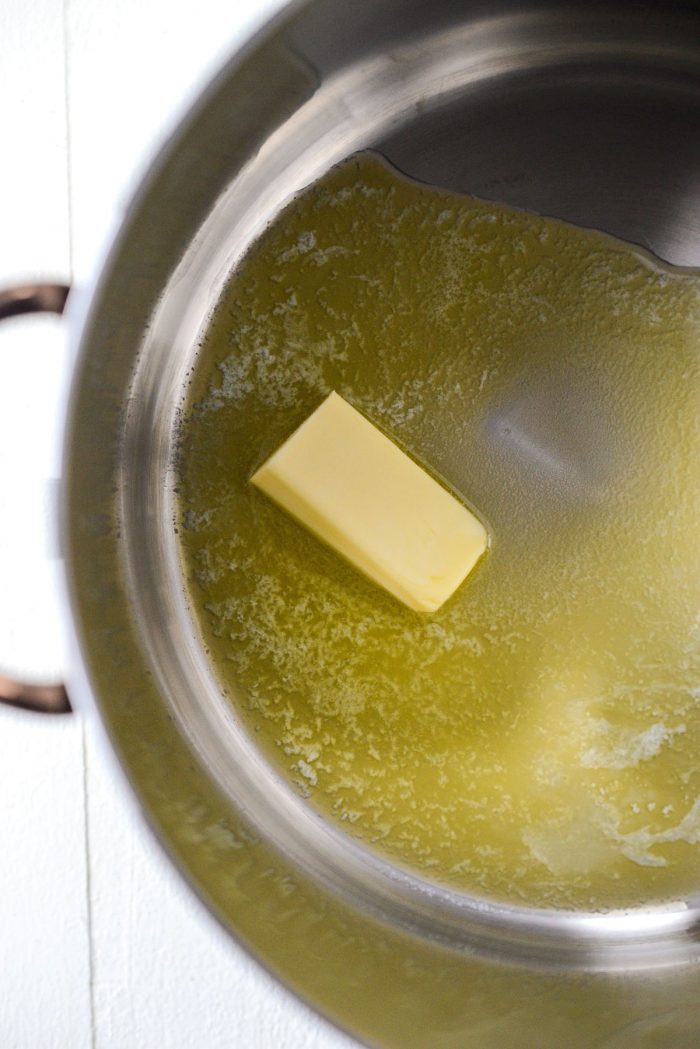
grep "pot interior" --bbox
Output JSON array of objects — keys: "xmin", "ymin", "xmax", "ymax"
[{"xmin": 68, "ymin": 0, "xmax": 700, "ymax": 976}]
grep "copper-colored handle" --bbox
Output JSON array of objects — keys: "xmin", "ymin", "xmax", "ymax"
[
  {"xmin": 0, "ymin": 283, "xmax": 70, "ymax": 321},
  {"xmin": 0, "ymin": 282, "xmax": 71, "ymax": 714},
  {"xmin": 0, "ymin": 675, "xmax": 70, "ymax": 714}
]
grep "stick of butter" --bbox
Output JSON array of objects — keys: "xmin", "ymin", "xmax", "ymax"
[{"xmin": 251, "ymin": 392, "xmax": 488, "ymax": 613}]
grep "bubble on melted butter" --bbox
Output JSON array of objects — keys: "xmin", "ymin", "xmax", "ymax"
[{"xmin": 178, "ymin": 152, "xmax": 700, "ymax": 909}]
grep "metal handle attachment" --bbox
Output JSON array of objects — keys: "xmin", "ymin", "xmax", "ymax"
[
  {"xmin": 0, "ymin": 283, "xmax": 70, "ymax": 321},
  {"xmin": 0, "ymin": 282, "xmax": 71, "ymax": 714}
]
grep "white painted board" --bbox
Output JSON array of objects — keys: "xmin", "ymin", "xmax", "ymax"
[
  {"xmin": 0, "ymin": 2, "xmax": 89, "ymax": 1046},
  {"xmin": 0, "ymin": 0, "xmax": 358, "ymax": 1045}
]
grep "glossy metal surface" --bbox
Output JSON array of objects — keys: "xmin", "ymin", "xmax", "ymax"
[{"xmin": 64, "ymin": 2, "xmax": 700, "ymax": 1045}]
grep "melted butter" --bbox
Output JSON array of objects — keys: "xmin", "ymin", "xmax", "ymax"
[{"xmin": 177, "ymin": 153, "xmax": 700, "ymax": 909}]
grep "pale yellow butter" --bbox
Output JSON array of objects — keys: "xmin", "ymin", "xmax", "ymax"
[{"xmin": 251, "ymin": 392, "xmax": 488, "ymax": 612}]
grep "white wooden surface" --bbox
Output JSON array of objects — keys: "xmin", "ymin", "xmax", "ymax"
[{"xmin": 0, "ymin": 2, "xmax": 357, "ymax": 1046}]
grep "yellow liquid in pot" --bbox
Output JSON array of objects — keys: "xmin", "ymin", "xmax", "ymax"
[{"xmin": 177, "ymin": 154, "xmax": 700, "ymax": 909}]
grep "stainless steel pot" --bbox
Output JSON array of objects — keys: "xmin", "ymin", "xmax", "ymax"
[{"xmin": 5, "ymin": 1, "xmax": 700, "ymax": 1045}]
